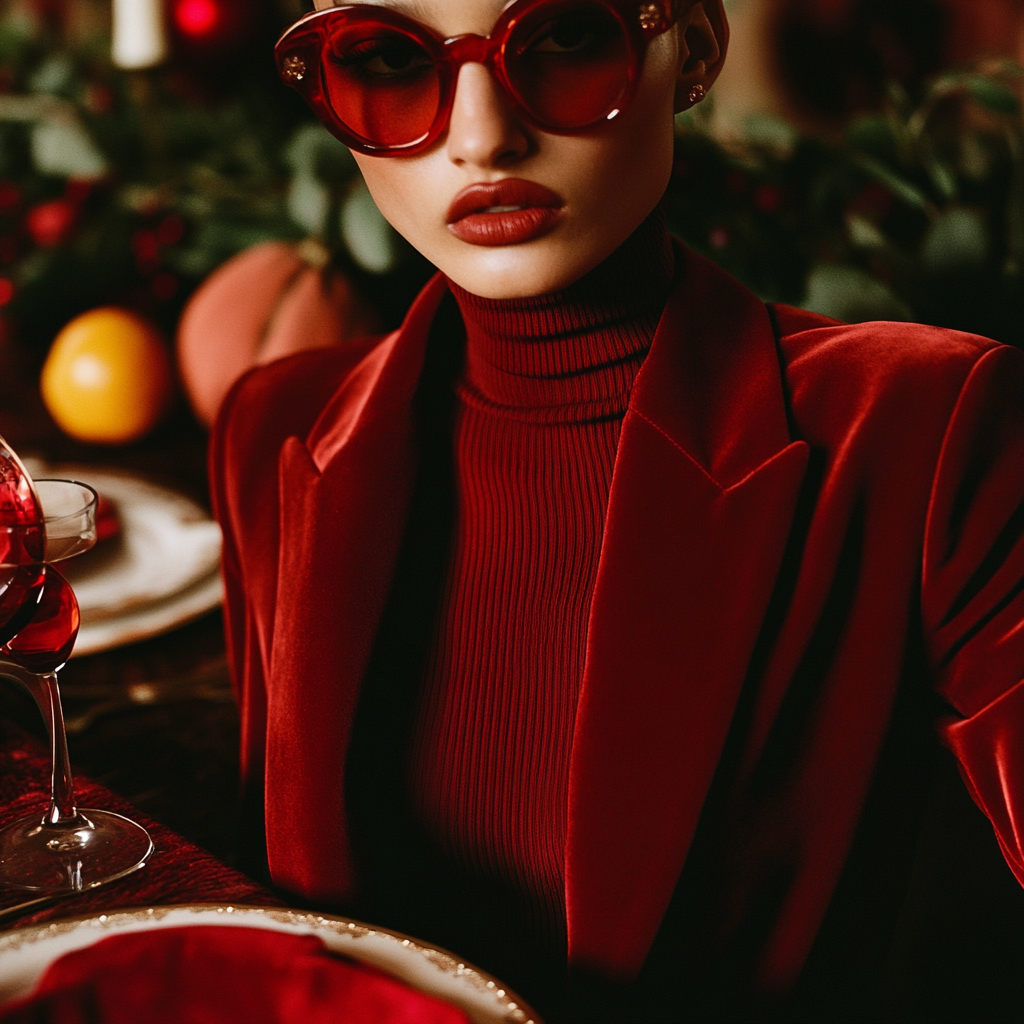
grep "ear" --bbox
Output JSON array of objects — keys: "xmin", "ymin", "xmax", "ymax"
[{"xmin": 673, "ymin": 0, "xmax": 730, "ymax": 113}]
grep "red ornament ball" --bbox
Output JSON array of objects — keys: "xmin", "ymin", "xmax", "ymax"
[
  {"xmin": 174, "ymin": 0, "xmax": 219, "ymax": 38},
  {"xmin": 169, "ymin": 0, "xmax": 263, "ymax": 53},
  {"xmin": 25, "ymin": 200, "xmax": 77, "ymax": 248}
]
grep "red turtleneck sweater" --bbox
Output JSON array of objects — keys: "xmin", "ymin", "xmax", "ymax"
[{"xmin": 408, "ymin": 212, "xmax": 675, "ymax": 948}]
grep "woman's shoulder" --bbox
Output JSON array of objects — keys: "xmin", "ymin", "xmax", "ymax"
[
  {"xmin": 218, "ymin": 340, "xmax": 382, "ymax": 443},
  {"xmin": 770, "ymin": 302, "xmax": 1010, "ymax": 388},
  {"xmin": 768, "ymin": 302, "xmax": 1020, "ymax": 444},
  {"xmin": 209, "ymin": 337, "xmax": 386, "ymax": 513}
]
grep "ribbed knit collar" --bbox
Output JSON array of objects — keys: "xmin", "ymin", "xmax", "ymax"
[{"xmin": 446, "ymin": 206, "xmax": 675, "ymax": 418}]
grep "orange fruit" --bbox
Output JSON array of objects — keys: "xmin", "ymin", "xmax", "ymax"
[{"xmin": 41, "ymin": 307, "xmax": 174, "ymax": 444}]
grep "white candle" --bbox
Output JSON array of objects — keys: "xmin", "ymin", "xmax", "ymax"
[{"xmin": 112, "ymin": 0, "xmax": 168, "ymax": 69}]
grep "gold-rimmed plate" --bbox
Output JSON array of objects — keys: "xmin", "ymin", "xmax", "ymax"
[
  {"xmin": 20, "ymin": 462, "xmax": 223, "ymax": 655},
  {"xmin": 0, "ymin": 904, "xmax": 541, "ymax": 1024}
]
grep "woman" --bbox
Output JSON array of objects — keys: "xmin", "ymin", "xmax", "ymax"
[{"xmin": 211, "ymin": 1, "xmax": 1024, "ymax": 1019}]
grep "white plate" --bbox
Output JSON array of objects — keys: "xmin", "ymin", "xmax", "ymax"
[
  {"xmin": 20, "ymin": 462, "xmax": 224, "ymax": 656},
  {"xmin": 72, "ymin": 569, "xmax": 224, "ymax": 656},
  {"xmin": 0, "ymin": 904, "xmax": 539, "ymax": 1024}
]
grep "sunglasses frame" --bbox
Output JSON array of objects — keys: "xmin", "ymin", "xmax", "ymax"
[{"xmin": 275, "ymin": 0, "xmax": 685, "ymax": 156}]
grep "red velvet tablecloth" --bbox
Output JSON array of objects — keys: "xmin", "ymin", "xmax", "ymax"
[{"xmin": 0, "ymin": 718, "xmax": 279, "ymax": 927}]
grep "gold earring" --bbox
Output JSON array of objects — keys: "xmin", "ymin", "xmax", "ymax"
[{"xmin": 688, "ymin": 83, "xmax": 706, "ymax": 105}]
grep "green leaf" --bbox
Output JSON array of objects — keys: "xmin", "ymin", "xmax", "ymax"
[
  {"xmin": 801, "ymin": 265, "xmax": 912, "ymax": 323},
  {"xmin": 284, "ymin": 122, "xmax": 356, "ymax": 184},
  {"xmin": 921, "ymin": 207, "xmax": 988, "ymax": 273},
  {"xmin": 853, "ymin": 154, "xmax": 933, "ymax": 212},
  {"xmin": 928, "ymin": 161, "xmax": 958, "ymax": 203},
  {"xmin": 846, "ymin": 214, "xmax": 888, "ymax": 250},
  {"xmin": 965, "ymin": 76, "xmax": 1021, "ymax": 116},
  {"xmin": 845, "ymin": 114, "xmax": 896, "ymax": 159},
  {"xmin": 341, "ymin": 181, "xmax": 398, "ymax": 273},
  {"xmin": 31, "ymin": 117, "xmax": 107, "ymax": 179},
  {"xmin": 28, "ymin": 55, "xmax": 74, "ymax": 97},
  {"xmin": 740, "ymin": 112, "xmax": 798, "ymax": 155},
  {"xmin": 286, "ymin": 170, "xmax": 330, "ymax": 237}
]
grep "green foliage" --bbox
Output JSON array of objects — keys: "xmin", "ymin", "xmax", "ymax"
[
  {"xmin": 0, "ymin": 0, "xmax": 1020, "ymax": 356},
  {"xmin": 0, "ymin": 0, "xmax": 382, "ymax": 351},
  {"xmin": 667, "ymin": 65, "xmax": 1024, "ymax": 347}
]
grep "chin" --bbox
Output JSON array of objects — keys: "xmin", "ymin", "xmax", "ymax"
[{"xmin": 435, "ymin": 235, "xmax": 615, "ymax": 299}]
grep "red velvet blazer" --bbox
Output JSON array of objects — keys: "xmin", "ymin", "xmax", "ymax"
[{"xmin": 210, "ymin": 247, "xmax": 1024, "ymax": 994}]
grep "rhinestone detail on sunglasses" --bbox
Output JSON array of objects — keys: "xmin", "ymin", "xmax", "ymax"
[{"xmin": 275, "ymin": 1, "xmax": 684, "ymax": 156}]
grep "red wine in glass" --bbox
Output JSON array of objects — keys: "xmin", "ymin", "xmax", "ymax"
[
  {"xmin": 1, "ymin": 565, "xmax": 80, "ymax": 672},
  {"xmin": 0, "ymin": 563, "xmax": 46, "ymax": 649},
  {"xmin": 1, "ymin": 435, "xmax": 45, "ymax": 646}
]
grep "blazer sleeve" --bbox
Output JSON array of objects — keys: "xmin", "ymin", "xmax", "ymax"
[{"xmin": 921, "ymin": 342, "xmax": 1024, "ymax": 886}]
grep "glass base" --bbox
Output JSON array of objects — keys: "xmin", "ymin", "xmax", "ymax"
[{"xmin": 0, "ymin": 809, "xmax": 153, "ymax": 892}]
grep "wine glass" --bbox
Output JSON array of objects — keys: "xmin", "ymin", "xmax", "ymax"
[{"xmin": 0, "ymin": 477, "xmax": 154, "ymax": 892}]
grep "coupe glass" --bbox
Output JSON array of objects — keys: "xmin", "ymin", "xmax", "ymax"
[{"xmin": 0, "ymin": 478, "xmax": 153, "ymax": 892}]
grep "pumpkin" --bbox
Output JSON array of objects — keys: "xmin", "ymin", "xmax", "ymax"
[{"xmin": 176, "ymin": 241, "xmax": 377, "ymax": 426}]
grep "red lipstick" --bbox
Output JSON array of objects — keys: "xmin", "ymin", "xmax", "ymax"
[{"xmin": 446, "ymin": 179, "xmax": 563, "ymax": 246}]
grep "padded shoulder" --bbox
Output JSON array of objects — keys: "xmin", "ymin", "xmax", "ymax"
[
  {"xmin": 209, "ymin": 336, "xmax": 386, "ymax": 555},
  {"xmin": 773, "ymin": 308, "xmax": 1000, "ymax": 380},
  {"xmin": 770, "ymin": 310, "xmax": 1011, "ymax": 453},
  {"xmin": 214, "ymin": 336, "xmax": 384, "ymax": 461},
  {"xmin": 776, "ymin": 312, "xmax": 1001, "ymax": 396}
]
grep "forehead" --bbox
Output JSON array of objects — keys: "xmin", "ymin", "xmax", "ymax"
[{"xmin": 311, "ymin": 0, "xmax": 511, "ymax": 33}]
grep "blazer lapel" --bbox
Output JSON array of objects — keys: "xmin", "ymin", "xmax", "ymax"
[
  {"xmin": 566, "ymin": 250, "xmax": 809, "ymax": 978},
  {"xmin": 265, "ymin": 274, "xmax": 449, "ymax": 902}
]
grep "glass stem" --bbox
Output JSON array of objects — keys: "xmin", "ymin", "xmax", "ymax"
[
  {"xmin": 0, "ymin": 660, "xmax": 79, "ymax": 823},
  {"xmin": 36, "ymin": 671, "xmax": 78, "ymax": 824}
]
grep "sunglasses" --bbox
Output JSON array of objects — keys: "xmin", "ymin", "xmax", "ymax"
[{"xmin": 275, "ymin": 1, "xmax": 684, "ymax": 156}]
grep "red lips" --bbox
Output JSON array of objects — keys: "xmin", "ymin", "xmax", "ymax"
[{"xmin": 446, "ymin": 179, "xmax": 563, "ymax": 246}]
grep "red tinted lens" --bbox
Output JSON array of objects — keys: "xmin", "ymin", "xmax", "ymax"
[
  {"xmin": 506, "ymin": 2, "xmax": 632, "ymax": 128},
  {"xmin": 323, "ymin": 21, "xmax": 440, "ymax": 149}
]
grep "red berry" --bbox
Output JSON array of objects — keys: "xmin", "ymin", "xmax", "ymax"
[
  {"xmin": 156, "ymin": 215, "xmax": 186, "ymax": 246},
  {"xmin": 0, "ymin": 182, "xmax": 21, "ymax": 214},
  {"xmin": 25, "ymin": 200, "xmax": 77, "ymax": 248},
  {"xmin": 132, "ymin": 229, "xmax": 160, "ymax": 262},
  {"xmin": 64, "ymin": 178, "xmax": 94, "ymax": 204},
  {"xmin": 84, "ymin": 84, "xmax": 115, "ymax": 115},
  {"xmin": 754, "ymin": 184, "xmax": 783, "ymax": 214},
  {"xmin": 709, "ymin": 226, "xmax": 731, "ymax": 249}
]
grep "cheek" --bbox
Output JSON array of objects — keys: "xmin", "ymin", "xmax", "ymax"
[
  {"xmin": 565, "ymin": 91, "xmax": 675, "ymax": 232},
  {"xmin": 350, "ymin": 153, "xmax": 446, "ymax": 249}
]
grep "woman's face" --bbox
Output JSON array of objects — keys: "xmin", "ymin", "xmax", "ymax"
[{"xmin": 312, "ymin": 0, "xmax": 724, "ymax": 298}]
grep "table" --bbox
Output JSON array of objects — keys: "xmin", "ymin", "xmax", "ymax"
[
  {"xmin": 0, "ymin": 712, "xmax": 278, "ymax": 929},
  {"xmin": 0, "ymin": 697, "xmax": 278, "ymax": 930}
]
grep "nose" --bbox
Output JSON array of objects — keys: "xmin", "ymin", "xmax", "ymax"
[{"xmin": 446, "ymin": 62, "xmax": 529, "ymax": 169}]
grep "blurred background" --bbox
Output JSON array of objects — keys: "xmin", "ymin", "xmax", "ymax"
[
  {"xmin": 0, "ymin": 0, "xmax": 1021, "ymax": 869},
  {"xmin": 0, "ymin": 0, "xmax": 1021, "ymax": 452}
]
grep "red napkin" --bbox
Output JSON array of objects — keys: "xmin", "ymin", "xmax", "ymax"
[
  {"xmin": 0, "ymin": 925, "xmax": 473, "ymax": 1024},
  {"xmin": 94, "ymin": 494, "xmax": 121, "ymax": 544}
]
